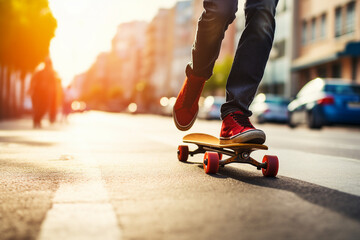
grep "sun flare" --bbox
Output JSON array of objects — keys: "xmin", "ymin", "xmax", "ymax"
[{"xmin": 48, "ymin": 0, "xmax": 177, "ymax": 86}]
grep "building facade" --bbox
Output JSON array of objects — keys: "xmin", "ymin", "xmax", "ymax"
[
  {"xmin": 264, "ymin": 0, "xmax": 294, "ymax": 97},
  {"xmin": 292, "ymin": 0, "xmax": 360, "ymax": 95},
  {"xmin": 112, "ymin": 21, "xmax": 147, "ymax": 100},
  {"xmin": 169, "ymin": 1, "xmax": 194, "ymax": 97},
  {"xmin": 143, "ymin": 8, "xmax": 175, "ymax": 100}
]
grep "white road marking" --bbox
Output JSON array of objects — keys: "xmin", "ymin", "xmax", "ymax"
[
  {"xmin": 38, "ymin": 136, "xmax": 121, "ymax": 240},
  {"xmin": 265, "ymin": 148, "xmax": 360, "ymax": 197}
]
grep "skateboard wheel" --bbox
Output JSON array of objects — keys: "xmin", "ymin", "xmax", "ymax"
[
  {"xmin": 262, "ymin": 155, "xmax": 279, "ymax": 177},
  {"xmin": 203, "ymin": 152, "xmax": 219, "ymax": 174},
  {"xmin": 177, "ymin": 145, "xmax": 189, "ymax": 162},
  {"xmin": 218, "ymin": 153, "xmax": 223, "ymax": 160}
]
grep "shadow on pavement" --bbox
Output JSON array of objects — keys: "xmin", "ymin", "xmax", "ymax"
[
  {"xmin": 0, "ymin": 136, "xmax": 56, "ymax": 147},
  {"xmin": 217, "ymin": 166, "xmax": 360, "ymax": 222},
  {"xmin": 194, "ymin": 164, "xmax": 229, "ymax": 179},
  {"xmin": 0, "ymin": 118, "xmax": 66, "ymax": 131}
]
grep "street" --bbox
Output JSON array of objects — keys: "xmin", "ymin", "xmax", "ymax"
[{"xmin": 1, "ymin": 111, "xmax": 360, "ymax": 240}]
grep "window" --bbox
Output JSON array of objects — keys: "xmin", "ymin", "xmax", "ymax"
[
  {"xmin": 317, "ymin": 67, "xmax": 327, "ymax": 78},
  {"xmin": 310, "ymin": 18, "xmax": 316, "ymax": 41},
  {"xmin": 302, "ymin": 21, "xmax": 307, "ymax": 45},
  {"xmin": 335, "ymin": 7, "xmax": 342, "ymax": 37},
  {"xmin": 346, "ymin": 1, "xmax": 355, "ymax": 34},
  {"xmin": 320, "ymin": 14, "xmax": 327, "ymax": 39},
  {"xmin": 273, "ymin": 39, "xmax": 286, "ymax": 59},
  {"xmin": 332, "ymin": 63, "xmax": 342, "ymax": 78}
]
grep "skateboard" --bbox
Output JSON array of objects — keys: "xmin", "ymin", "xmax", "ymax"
[{"xmin": 177, "ymin": 133, "xmax": 279, "ymax": 177}]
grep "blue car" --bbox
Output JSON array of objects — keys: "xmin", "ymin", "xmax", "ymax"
[{"xmin": 288, "ymin": 78, "xmax": 360, "ymax": 129}]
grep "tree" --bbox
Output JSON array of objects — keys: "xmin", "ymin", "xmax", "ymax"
[
  {"xmin": 203, "ymin": 55, "xmax": 233, "ymax": 95},
  {"xmin": 0, "ymin": 0, "xmax": 57, "ymax": 118}
]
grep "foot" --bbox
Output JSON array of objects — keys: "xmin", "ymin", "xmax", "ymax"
[
  {"xmin": 173, "ymin": 75, "xmax": 206, "ymax": 131},
  {"xmin": 220, "ymin": 111, "xmax": 266, "ymax": 144}
]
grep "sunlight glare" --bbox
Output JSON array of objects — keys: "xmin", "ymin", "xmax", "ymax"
[{"xmin": 48, "ymin": 0, "xmax": 177, "ymax": 86}]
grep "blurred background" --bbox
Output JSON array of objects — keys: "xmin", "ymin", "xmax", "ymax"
[{"xmin": 0, "ymin": 0, "xmax": 359, "ymax": 128}]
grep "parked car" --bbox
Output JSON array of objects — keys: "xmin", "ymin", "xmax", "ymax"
[
  {"xmin": 288, "ymin": 78, "xmax": 360, "ymax": 129},
  {"xmin": 198, "ymin": 96, "xmax": 225, "ymax": 120},
  {"xmin": 250, "ymin": 93, "xmax": 290, "ymax": 123},
  {"xmin": 160, "ymin": 97, "xmax": 176, "ymax": 116}
]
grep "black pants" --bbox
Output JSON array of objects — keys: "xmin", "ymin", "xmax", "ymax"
[{"xmin": 186, "ymin": 0, "xmax": 279, "ymax": 118}]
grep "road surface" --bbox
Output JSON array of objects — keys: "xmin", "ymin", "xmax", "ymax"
[{"xmin": 1, "ymin": 111, "xmax": 360, "ymax": 240}]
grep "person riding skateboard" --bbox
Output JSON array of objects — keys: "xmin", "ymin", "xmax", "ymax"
[{"xmin": 173, "ymin": 0, "xmax": 279, "ymax": 145}]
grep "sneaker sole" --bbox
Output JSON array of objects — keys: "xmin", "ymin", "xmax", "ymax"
[
  {"xmin": 220, "ymin": 130, "xmax": 266, "ymax": 145},
  {"xmin": 173, "ymin": 109, "xmax": 198, "ymax": 131}
]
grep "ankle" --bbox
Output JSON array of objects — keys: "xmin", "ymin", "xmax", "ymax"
[{"xmin": 188, "ymin": 74, "xmax": 207, "ymax": 82}]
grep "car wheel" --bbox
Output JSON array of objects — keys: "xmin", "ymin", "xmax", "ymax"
[
  {"xmin": 257, "ymin": 115, "xmax": 266, "ymax": 124},
  {"xmin": 288, "ymin": 112, "xmax": 296, "ymax": 128},
  {"xmin": 307, "ymin": 111, "xmax": 322, "ymax": 129}
]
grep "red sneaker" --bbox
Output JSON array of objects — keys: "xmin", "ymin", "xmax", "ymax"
[
  {"xmin": 173, "ymin": 75, "xmax": 206, "ymax": 131},
  {"xmin": 220, "ymin": 111, "xmax": 266, "ymax": 144}
]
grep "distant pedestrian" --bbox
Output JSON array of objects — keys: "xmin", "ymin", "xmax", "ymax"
[
  {"xmin": 173, "ymin": 0, "xmax": 278, "ymax": 144},
  {"xmin": 29, "ymin": 58, "xmax": 56, "ymax": 128},
  {"xmin": 49, "ymin": 77, "xmax": 62, "ymax": 124},
  {"xmin": 62, "ymin": 85, "xmax": 75, "ymax": 123}
]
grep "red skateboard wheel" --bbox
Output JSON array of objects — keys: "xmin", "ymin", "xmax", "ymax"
[
  {"xmin": 203, "ymin": 152, "xmax": 219, "ymax": 174},
  {"xmin": 262, "ymin": 155, "xmax": 279, "ymax": 177},
  {"xmin": 177, "ymin": 145, "xmax": 189, "ymax": 162}
]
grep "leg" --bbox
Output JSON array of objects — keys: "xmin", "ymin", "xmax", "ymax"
[
  {"xmin": 32, "ymin": 96, "xmax": 40, "ymax": 128},
  {"xmin": 221, "ymin": 0, "xmax": 279, "ymax": 118},
  {"xmin": 174, "ymin": 0, "xmax": 238, "ymax": 131},
  {"xmin": 186, "ymin": 0, "xmax": 238, "ymax": 79}
]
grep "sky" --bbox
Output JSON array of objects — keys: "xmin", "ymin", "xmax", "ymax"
[{"xmin": 48, "ymin": 0, "xmax": 178, "ymax": 86}]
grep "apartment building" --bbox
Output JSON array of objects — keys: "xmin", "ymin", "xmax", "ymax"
[
  {"xmin": 169, "ymin": 1, "xmax": 194, "ymax": 97},
  {"xmin": 292, "ymin": 0, "xmax": 360, "ymax": 93},
  {"xmin": 264, "ymin": 0, "xmax": 294, "ymax": 96},
  {"xmin": 143, "ymin": 8, "xmax": 175, "ymax": 100},
  {"xmin": 112, "ymin": 21, "xmax": 147, "ymax": 100}
]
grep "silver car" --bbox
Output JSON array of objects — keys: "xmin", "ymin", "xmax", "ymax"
[
  {"xmin": 198, "ymin": 96, "xmax": 225, "ymax": 120},
  {"xmin": 250, "ymin": 93, "xmax": 289, "ymax": 123}
]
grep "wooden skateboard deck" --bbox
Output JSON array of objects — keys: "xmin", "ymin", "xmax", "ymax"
[
  {"xmin": 178, "ymin": 133, "xmax": 279, "ymax": 177},
  {"xmin": 183, "ymin": 133, "xmax": 268, "ymax": 151}
]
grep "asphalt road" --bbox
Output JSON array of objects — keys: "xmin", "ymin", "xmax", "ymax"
[{"xmin": 1, "ymin": 111, "xmax": 360, "ymax": 240}]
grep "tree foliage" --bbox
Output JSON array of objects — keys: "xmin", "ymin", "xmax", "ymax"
[
  {"xmin": 0, "ymin": 0, "xmax": 57, "ymax": 72},
  {"xmin": 203, "ymin": 55, "xmax": 233, "ymax": 95},
  {"xmin": 0, "ymin": 0, "xmax": 57, "ymax": 118}
]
